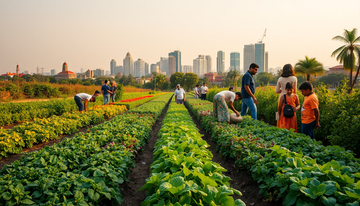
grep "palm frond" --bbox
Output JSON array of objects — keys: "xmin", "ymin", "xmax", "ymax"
[
  {"xmin": 331, "ymin": 45, "xmax": 346, "ymax": 57},
  {"xmin": 332, "ymin": 35, "xmax": 349, "ymax": 43}
]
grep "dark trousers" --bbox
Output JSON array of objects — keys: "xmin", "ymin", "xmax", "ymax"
[
  {"xmin": 201, "ymin": 94, "xmax": 206, "ymax": 100},
  {"xmin": 74, "ymin": 96, "xmax": 84, "ymax": 111},
  {"xmin": 301, "ymin": 120, "xmax": 316, "ymax": 139}
]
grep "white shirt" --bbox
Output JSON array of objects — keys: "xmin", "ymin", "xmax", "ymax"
[
  {"xmin": 174, "ymin": 88, "xmax": 185, "ymax": 99},
  {"xmin": 276, "ymin": 76, "xmax": 297, "ymax": 95},
  {"xmin": 200, "ymin": 86, "xmax": 208, "ymax": 94},
  {"xmin": 217, "ymin": 91, "xmax": 236, "ymax": 102},
  {"xmin": 194, "ymin": 87, "xmax": 199, "ymax": 95},
  {"xmin": 75, "ymin": 93, "xmax": 93, "ymax": 101}
]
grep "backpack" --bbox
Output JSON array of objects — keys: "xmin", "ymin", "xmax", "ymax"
[{"xmin": 283, "ymin": 94, "xmax": 294, "ymax": 118}]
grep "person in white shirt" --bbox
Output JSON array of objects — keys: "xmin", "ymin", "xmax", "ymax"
[
  {"xmin": 194, "ymin": 85, "xmax": 200, "ymax": 99},
  {"xmin": 74, "ymin": 91, "xmax": 101, "ymax": 112},
  {"xmin": 174, "ymin": 84, "xmax": 186, "ymax": 104},
  {"xmin": 213, "ymin": 91, "xmax": 242, "ymax": 124},
  {"xmin": 200, "ymin": 82, "xmax": 208, "ymax": 100}
]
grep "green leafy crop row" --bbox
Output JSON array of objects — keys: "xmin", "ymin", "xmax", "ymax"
[{"xmin": 140, "ymin": 102, "xmax": 246, "ymax": 206}]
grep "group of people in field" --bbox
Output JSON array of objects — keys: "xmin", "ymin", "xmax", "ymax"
[
  {"xmin": 174, "ymin": 62, "xmax": 320, "ymax": 140},
  {"xmin": 73, "ymin": 80, "xmax": 118, "ymax": 112}
]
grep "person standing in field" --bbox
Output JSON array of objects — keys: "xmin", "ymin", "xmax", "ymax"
[
  {"xmin": 101, "ymin": 80, "xmax": 112, "ymax": 105},
  {"xmin": 213, "ymin": 91, "xmax": 242, "ymax": 124},
  {"xmin": 299, "ymin": 82, "xmax": 320, "ymax": 139},
  {"xmin": 194, "ymin": 85, "xmax": 200, "ymax": 99},
  {"xmin": 110, "ymin": 81, "xmax": 117, "ymax": 103},
  {"xmin": 174, "ymin": 84, "xmax": 186, "ymax": 104},
  {"xmin": 240, "ymin": 63, "xmax": 259, "ymax": 120},
  {"xmin": 200, "ymin": 82, "xmax": 208, "ymax": 100},
  {"xmin": 277, "ymin": 82, "xmax": 300, "ymax": 132},
  {"xmin": 74, "ymin": 91, "xmax": 101, "ymax": 113},
  {"xmin": 276, "ymin": 63, "xmax": 297, "ymax": 99}
]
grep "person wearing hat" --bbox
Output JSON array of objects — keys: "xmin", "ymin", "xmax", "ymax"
[
  {"xmin": 174, "ymin": 84, "xmax": 186, "ymax": 104},
  {"xmin": 74, "ymin": 90, "xmax": 101, "ymax": 113}
]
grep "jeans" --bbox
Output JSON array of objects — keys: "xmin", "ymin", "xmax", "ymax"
[
  {"xmin": 201, "ymin": 94, "xmax": 206, "ymax": 100},
  {"xmin": 176, "ymin": 99, "xmax": 184, "ymax": 104},
  {"xmin": 110, "ymin": 94, "xmax": 116, "ymax": 102},
  {"xmin": 301, "ymin": 121, "xmax": 316, "ymax": 139},
  {"xmin": 240, "ymin": 97, "xmax": 257, "ymax": 120},
  {"xmin": 74, "ymin": 96, "xmax": 84, "ymax": 111},
  {"xmin": 103, "ymin": 94, "xmax": 110, "ymax": 105}
]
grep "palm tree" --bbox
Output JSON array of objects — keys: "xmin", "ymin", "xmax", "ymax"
[
  {"xmin": 228, "ymin": 70, "xmax": 241, "ymax": 91},
  {"xmin": 295, "ymin": 56, "xmax": 325, "ymax": 82},
  {"xmin": 331, "ymin": 28, "xmax": 360, "ymax": 93}
]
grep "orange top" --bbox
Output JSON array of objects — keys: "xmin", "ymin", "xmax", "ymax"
[{"xmin": 301, "ymin": 93, "xmax": 319, "ymax": 124}]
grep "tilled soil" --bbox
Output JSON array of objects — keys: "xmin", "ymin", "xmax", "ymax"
[
  {"xmin": 185, "ymin": 106, "xmax": 282, "ymax": 206},
  {"xmin": 119, "ymin": 100, "xmax": 171, "ymax": 206}
]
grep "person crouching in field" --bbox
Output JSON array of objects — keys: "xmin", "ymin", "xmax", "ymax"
[
  {"xmin": 299, "ymin": 82, "xmax": 320, "ymax": 139},
  {"xmin": 74, "ymin": 91, "xmax": 101, "ymax": 113},
  {"xmin": 277, "ymin": 82, "xmax": 300, "ymax": 132},
  {"xmin": 213, "ymin": 90, "xmax": 242, "ymax": 124}
]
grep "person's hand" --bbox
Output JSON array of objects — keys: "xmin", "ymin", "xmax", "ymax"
[
  {"xmin": 235, "ymin": 112, "xmax": 240, "ymax": 117},
  {"xmin": 184, "ymin": 99, "xmax": 186, "ymax": 102},
  {"xmin": 316, "ymin": 122, "xmax": 321, "ymax": 128},
  {"xmin": 292, "ymin": 106, "xmax": 297, "ymax": 112},
  {"xmin": 253, "ymin": 97, "xmax": 258, "ymax": 104}
]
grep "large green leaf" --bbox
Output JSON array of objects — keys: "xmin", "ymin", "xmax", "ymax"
[
  {"xmin": 283, "ymin": 191, "xmax": 300, "ymax": 206},
  {"xmin": 320, "ymin": 196, "xmax": 336, "ymax": 206}
]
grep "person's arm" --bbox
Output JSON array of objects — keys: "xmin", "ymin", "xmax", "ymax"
[
  {"xmin": 278, "ymin": 95, "xmax": 284, "ymax": 116},
  {"xmin": 84, "ymin": 99, "xmax": 89, "ymax": 112},
  {"xmin": 229, "ymin": 101, "xmax": 240, "ymax": 116},
  {"xmin": 293, "ymin": 78, "xmax": 297, "ymax": 94},
  {"xmin": 244, "ymin": 85, "xmax": 257, "ymax": 104},
  {"xmin": 294, "ymin": 95, "xmax": 300, "ymax": 111},
  {"xmin": 183, "ymin": 92, "xmax": 186, "ymax": 101},
  {"xmin": 276, "ymin": 81, "xmax": 282, "ymax": 93},
  {"xmin": 314, "ymin": 108, "xmax": 320, "ymax": 128}
]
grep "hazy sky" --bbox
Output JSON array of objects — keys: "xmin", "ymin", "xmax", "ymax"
[{"xmin": 1, "ymin": 0, "xmax": 359, "ymax": 74}]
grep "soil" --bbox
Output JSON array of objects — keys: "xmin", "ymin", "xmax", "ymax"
[
  {"xmin": 0, "ymin": 117, "xmax": 114, "ymax": 171},
  {"xmin": 184, "ymin": 106, "xmax": 282, "ymax": 206},
  {"xmin": 119, "ymin": 99, "xmax": 171, "ymax": 206}
]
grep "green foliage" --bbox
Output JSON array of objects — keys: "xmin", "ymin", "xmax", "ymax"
[
  {"xmin": 170, "ymin": 72, "xmax": 185, "ymax": 89},
  {"xmin": 255, "ymin": 72, "xmax": 275, "ymax": 86},
  {"xmin": 295, "ymin": 56, "xmax": 325, "ymax": 81},
  {"xmin": 183, "ymin": 73, "xmax": 199, "ymax": 91},
  {"xmin": 319, "ymin": 73, "xmax": 348, "ymax": 87},
  {"xmin": 114, "ymin": 84, "xmax": 124, "ymax": 102}
]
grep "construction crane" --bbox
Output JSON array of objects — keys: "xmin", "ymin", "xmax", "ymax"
[{"xmin": 258, "ymin": 28, "xmax": 267, "ymax": 43}]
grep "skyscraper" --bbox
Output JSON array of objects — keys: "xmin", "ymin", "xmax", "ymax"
[
  {"xmin": 244, "ymin": 44, "xmax": 255, "ymax": 72},
  {"xmin": 169, "ymin": 50, "xmax": 181, "ymax": 73},
  {"xmin": 150, "ymin": 64, "xmax": 159, "ymax": 73},
  {"xmin": 134, "ymin": 58, "xmax": 145, "ymax": 78},
  {"xmin": 193, "ymin": 55, "xmax": 207, "ymax": 78},
  {"xmin": 16, "ymin": 65, "xmax": 19, "ymax": 76},
  {"xmin": 182, "ymin": 65, "xmax": 193, "ymax": 73},
  {"xmin": 159, "ymin": 57, "xmax": 168, "ymax": 75},
  {"xmin": 230, "ymin": 52, "xmax": 241, "ymax": 73},
  {"xmin": 205, "ymin": 55, "xmax": 212, "ymax": 73},
  {"xmin": 255, "ymin": 43, "xmax": 265, "ymax": 73},
  {"xmin": 110, "ymin": 59, "xmax": 116, "ymax": 75},
  {"xmin": 265, "ymin": 52, "xmax": 269, "ymax": 73},
  {"xmin": 94, "ymin": 68, "xmax": 104, "ymax": 77},
  {"xmin": 216, "ymin": 51, "xmax": 225, "ymax": 73},
  {"xmin": 145, "ymin": 63, "xmax": 150, "ymax": 76},
  {"xmin": 51, "ymin": 69, "xmax": 56, "ymax": 76},
  {"xmin": 123, "ymin": 52, "xmax": 134, "ymax": 76},
  {"xmin": 168, "ymin": 56, "xmax": 176, "ymax": 76}
]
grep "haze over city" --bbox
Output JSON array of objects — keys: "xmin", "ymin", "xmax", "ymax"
[{"xmin": 1, "ymin": 0, "xmax": 359, "ymax": 74}]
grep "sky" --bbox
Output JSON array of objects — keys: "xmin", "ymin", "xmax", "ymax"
[{"xmin": 1, "ymin": 0, "xmax": 359, "ymax": 74}]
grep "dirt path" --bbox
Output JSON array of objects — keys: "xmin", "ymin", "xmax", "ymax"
[
  {"xmin": 184, "ymin": 105, "xmax": 282, "ymax": 206},
  {"xmin": 119, "ymin": 100, "xmax": 171, "ymax": 206}
]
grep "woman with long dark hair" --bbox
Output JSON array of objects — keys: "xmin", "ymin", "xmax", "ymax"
[{"xmin": 276, "ymin": 64, "xmax": 297, "ymax": 95}]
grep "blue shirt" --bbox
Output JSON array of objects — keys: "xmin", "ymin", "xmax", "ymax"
[
  {"xmin": 101, "ymin": 84, "xmax": 110, "ymax": 95},
  {"xmin": 241, "ymin": 71, "xmax": 255, "ymax": 99}
]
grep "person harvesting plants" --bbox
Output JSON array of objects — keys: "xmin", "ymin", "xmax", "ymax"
[
  {"xmin": 277, "ymin": 82, "xmax": 300, "ymax": 132},
  {"xmin": 213, "ymin": 90, "xmax": 242, "ymax": 124},
  {"xmin": 74, "ymin": 90, "xmax": 101, "ymax": 112}
]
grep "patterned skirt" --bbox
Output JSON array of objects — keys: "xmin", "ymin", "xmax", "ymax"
[{"xmin": 213, "ymin": 94, "xmax": 230, "ymax": 122}]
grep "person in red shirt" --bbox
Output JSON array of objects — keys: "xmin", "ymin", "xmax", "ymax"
[{"xmin": 299, "ymin": 82, "xmax": 320, "ymax": 139}]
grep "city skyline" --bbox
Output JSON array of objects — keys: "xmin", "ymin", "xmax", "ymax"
[{"xmin": 1, "ymin": 0, "xmax": 359, "ymax": 74}]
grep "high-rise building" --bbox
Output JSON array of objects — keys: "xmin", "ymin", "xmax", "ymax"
[
  {"xmin": 159, "ymin": 57, "xmax": 168, "ymax": 75},
  {"xmin": 85, "ymin": 69, "xmax": 94, "ymax": 78},
  {"xmin": 168, "ymin": 56, "xmax": 176, "ymax": 76},
  {"xmin": 94, "ymin": 68, "xmax": 104, "ymax": 77},
  {"xmin": 265, "ymin": 52, "xmax": 269, "ymax": 73},
  {"xmin": 81, "ymin": 68, "xmax": 83, "ymax": 73},
  {"xmin": 230, "ymin": 52, "xmax": 241, "ymax": 73},
  {"xmin": 105, "ymin": 70, "xmax": 110, "ymax": 76},
  {"xmin": 216, "ymin": 51, "xmax": 225, "ymax": 73},
  {"xmin": 134, "ymin": 58, "xmax": 145, "ymax": 78},
  {"xmin": 24, "ymin": 71, "xmax": 29, "ymax": 74},
  {"xmin": 16, "ymin": 65, "xmax": 19, "ymax": 76},
  {"xmin": 110, "ymin": 59, "xmax": 117, "ymax": 75},
  {"xmin": 123, "ymin": 52, "xmax": 134, "ymax": 76},
  {"xmin": 182, "ymin": 65, "xmax": 193, "ymax": 73},
  {"xmin": 244, "ymin": 44, "xmax": 255, "ymax": 72},
  {"xmin": 51, "ymin": 69, "xmax": 56, "ymax": 76},
  {"xmin": 193, "ymin": 55, "xmax": 207, "ymax": 78},
  {"xmin": 145, "ymin": 63, "xmax": 150, "ymax": 76},
  {"xmin": 169, "ymin": 50, "xmax": 181, "ymax": 72},
  {"xmin": 205, "ymin": 55, "xmax": 212, "ymax": 73},
  {"xmin": 114, "ymin": 65, "xmax": 123, "ymax": 76},
  {"xmin": 255, "ymin": 43, "xmax": 265, "ymax": 73},
  {"xmin": 150, "ymin": 64, "xmax": 159, "ymax": 73}
]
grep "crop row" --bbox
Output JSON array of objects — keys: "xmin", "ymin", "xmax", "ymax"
[
  {"xmin": 115, "ymin": 92, "xmax": 168, "ymax": 110},
  {"xmin": 140, "ymin": 102, "xmax": 246, "ymax": 206},
  {"xmin": 0, "ymin": 93, "xmax": 173, "ymax": 205},
  {"xmin": 185, "ymin": 97, "xmax": 360, "ymax": 206}
]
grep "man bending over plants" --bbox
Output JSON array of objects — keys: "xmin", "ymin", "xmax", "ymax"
[
  {"xmin": 74, "ymin": 91, "xmax": 101, "ymax": 113},
  {"xmin": 213, "ymin": 90, "xmax": 242, "ymax": 124}
]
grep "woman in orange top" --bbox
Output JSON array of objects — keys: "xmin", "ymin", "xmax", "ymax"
[{"xmin": 277, "ymin": 82, "xmax": 300, "ymax": 132}]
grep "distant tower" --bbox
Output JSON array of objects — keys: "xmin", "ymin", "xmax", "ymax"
[
  {"xmin": 168, "ymin": 50, "xmax": 181, "ymax": 73},
  {"xmin": 63, "ymin": 62, "xmax": 68, "ymax": 72},
  {"xmin": 110, "ymin": 59, "xmax": 116, "ymax": 75},
  {"xmin": 205, "ymin": 55, "xmax": 212, "ymax": 73},
  {"xmin": 244, "ymin": 44, "xmax": 255, "ymax": 72},
  {"xmin": 123, "ymin": 52, "xmax": 134, "ymax": 76},
  {"xmin": 265, "ymin": 52, "xmax": 269, "ymax": 73},
  {"xmin": 230, "ymin": 52, "xmax": 241, "ymax": 73},
  {"xmin": 16, "ymin": 65, "xmax": 20, "ymax": 76},
  {"xmin": 216, "ymin": 51, "xmax": 225, "ymax": 73},
  {"xmin": 255, "ymin": 43, "xmax": 265, "ymax": 72}
]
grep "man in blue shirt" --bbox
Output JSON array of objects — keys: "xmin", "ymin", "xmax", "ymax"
[
  {"xmin": 241, "ymin": 63, "xmax": 259, "ymax": 119},
  {"xmin": 101, "ymin": 80, "xmax": 112, "ymax": 105}
]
